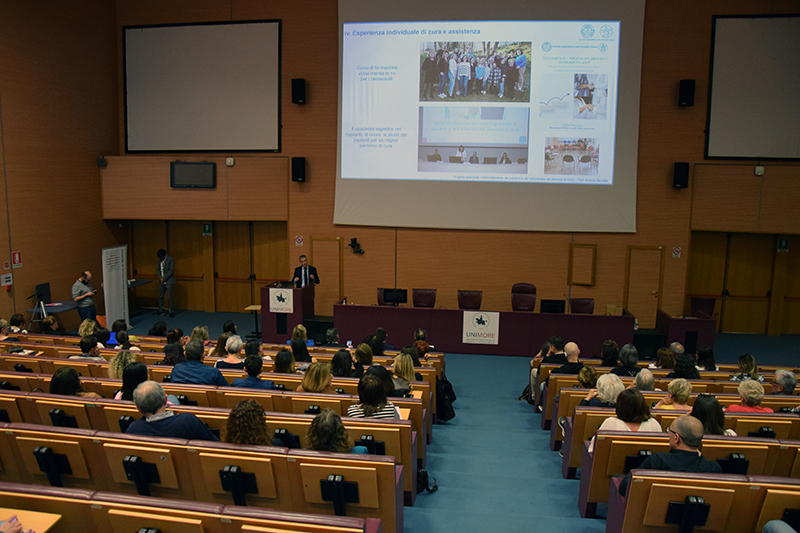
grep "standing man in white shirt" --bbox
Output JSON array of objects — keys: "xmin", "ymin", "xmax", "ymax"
[{"xmin": 292, "ymin": 255, "xmax": 320, "ymax": 289}]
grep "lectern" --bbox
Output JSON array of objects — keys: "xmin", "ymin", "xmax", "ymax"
[{"xmin": 261, "ymin": 282, "xmax": 315, "ymax": 344}]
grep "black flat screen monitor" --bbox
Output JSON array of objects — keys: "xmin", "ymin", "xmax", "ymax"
[
  {"xmin": 382, "ymin": 288, "xmax": 407, "ymax": 305},
  {"xmin": 170, "ymin": 161, "xmax": 216, "ymax": 188},
  {"xmin": 540, "ymin": 299, "xmax": 566, "ymax": 314},
  {"xmin": 35, "ymin": 282, "xmax": 52, "ymax": 304}
]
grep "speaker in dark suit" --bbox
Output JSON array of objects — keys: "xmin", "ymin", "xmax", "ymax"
[{"xmin": 292, "ymin": 254, "xmax": 320, "ymax": 288}]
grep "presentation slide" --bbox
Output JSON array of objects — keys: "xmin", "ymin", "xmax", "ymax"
[{"xmin": 340, "ymin": 20, "xmax": 618, "ymax": 185}]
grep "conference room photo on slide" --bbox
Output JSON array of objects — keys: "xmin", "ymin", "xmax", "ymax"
[{"xmin": 341, "ymin": 20, "xmax": 618, "ymax": 186}]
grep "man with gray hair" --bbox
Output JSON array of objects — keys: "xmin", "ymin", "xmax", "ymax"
[
  {"xmin": 669, "ymin": 342, "xmax": 684, "ymax": 355},
  {"xmin": 170, "ymin": 339, "xmax": 229, "ymax": 386},
  {"xmin": 634, "ymin": 368, "xmax": 656, "ymax": 391},
  {"xmin": 771, "ymin": 369, "xmax": 797, "ymax": 395},
  {"xmin": 619, "ymin": 415, "xmax": 721, "ymax": 495},
  {"xmin": 126, "ymin": 381, "xmax": 218, "ymax": 441}
]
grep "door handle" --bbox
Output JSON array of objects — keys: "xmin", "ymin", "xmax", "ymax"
[{"xmin": 652, "ymin": 291, "xmax": 658, "ymax": 297}]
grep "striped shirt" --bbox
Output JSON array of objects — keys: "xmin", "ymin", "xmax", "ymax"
[{"xmin": 347, "ymin": 402, "xmax": 400, "ymax": 419}]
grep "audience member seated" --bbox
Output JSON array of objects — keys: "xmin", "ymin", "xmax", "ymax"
[
  {"xmin": 633, "ymin": 368, "xmax": 656, "ymax": 391},
  {"xmin": 273, "ymin": 349, "xmax": 297, "ymax": 374},
  {"xmin": 127, "ymin": 381, "xmax": 218, "ymax": 441},
  {"xmin": 94, "ymin": 327, "xmax": 111, "ymax": 348},
  {"xmin": 414, "ymin": 339, "xmax": 431, "ymax": 360},
  {"xmin": 669, "ymin": 341, "xmax": 685, "ymax": 355},
  {"xmin": 50, "ymin": 366, "xmax": 101, "ymax": 398},
  {"xmin": 763, "ymin": 521, "xmax": 798, "ymax": 533},
  {"xmin": 41, "ymin": 315, "xmax": 60, "ymax": 335},
  {"xmin": 649, "ymin": 347, "xmax": 674, "ymax": 370},
  {"xmin": 652, "ymin": 378, "xmax": 693, "ymax": 411},
  {"xmin": 600, "ymin": 339, "xmax": 620, "ymax": 367},
  {"xmin": 550, "ymin": 342, "xmax": 584, "ymax": 378},
  {"xmin": 77, "ymin": 318, "xmax": 97, "ymax": 337},
  {"xmin": 116, "ymin": 362, "xmax": 149, "ymax": 401},
  {"xmin": 610, "ymin": 344, "xmax": 641, "ymax": 377},
  {"xmin": 69, "ymin": 335, "xmax": 106, "ymax": 361},
  {"xmin": 577, "ymin": 366, "xmax": 598, "ymax": 389},
  {"xmin": 114, "ymin": 330, "xmax": 141, "ymax": 351},
  {"xmin": 208, "ymin": 332, "xmax": 232, "ymax": 358},
  {"xmin": 618, "ymin": 415, "xmax": 722, "ymax": 495},
  {"xmin": 772, "ymin": 369, "xmax": 798, "ymax": 395},
  {"xmin": 0, "ymin": 515, "xmax": 25, "ymax": 533},
  {"xmin": 166, "ymin": 328, "xmax": 189, "ymax": 346},
  {"xmin": 190, "ymin": 325, "xmax": 211, "ymax": 345},
  {"xmin": 297, "ymin": 362, "xmax": 335, "ymax": 393},
  {"xmin": 307, "ymin": 409, "xmax": 368, "ymax": 454},
  {"xmin": 110, "ymin": 319, "xmax": 129, "ymax": 335},
  {"xmin": 170, "ymin": 339, "xmax": 229, "ymax": 386},
  {"xmin": 159, "ymin": 343, "xmax": 185, "ymax": 366},
  {"xmin": 354, "ymin": 343, "xmax": 373, "ymax": 375},
  {"xmin": 8, "ymin": 313, "xmax": 28, "ymax": 334},
  {"xmin": 666, "ymin": 353, "xmax": 701, "ymax": 379},
  {"xmin": 365, "ymin": 365, "xmax": 399, "ymax": 398},
  {"xmin": 543, "ymin": 336, "xmax": 568, "ymax": 365},
  {"xmin": 524, "ymin": 342, "xmax": 551, "ymax": 403},
  {"xmin": 244, "ymin": 338, "xmax": 272, "ymax": 362},
  {"xmin": 223, "ymin": 399, "xmax": 276, "ymax": 445},
  {"xmin": 290, "ymin": 338, "xmax": 312, "ymax": 364},
  {"xmin": 363, "ymin": 334, "xmax": 383, "ymax": 357},
  {"xmin": 375, "ymin": 327, "xmax": 394, "ymax": 351},
  {"xmin": 690, "ymin": 393, "xmax": 736, "ymax": 436},
  {"xmin": 331, "ymin": 349, "xmax": 361, "ymax": 378},
  {"xmin": 347, "ymin": 375, "xmax": 400, "ymax": 419},
  {"xmin": 291, "ymin": 323, "xmax": 315, "ymax": 346},
  {"xmin": 392, "ymin": 353, "xmax": 415, "ymax": 395},
  {"xmin": 108, "ymin": 349, "xmax": 137, "ymax": 379},
  {"xmin": 223, "ymin": 320, "xmax": 238, "ymax": 335},
  {"xmin": 725, "ymin": 379, "xmax": 773, "ymax": 413},
  {"xmin": 580, "ymin": 373, "xmax": 624, "ymax": 407},
  {"xmin": 323, "ymin": 327, "xmax": 346, "ymax": 347},
  {"xmin": 414, "ymin": 328, "xmax": 427, "ymax": 342},
  {"xmin": 696, "ymin": 345, "xmax": 718, "ymax": 371},
  {"xmin": 232, "ymin": 354, "xmax": 276, "ymax": 389},
  {"xmin": 730, "ymin": 353, "xmax": 764, "ymax": 382},
  {"xmin": 148, "ymin": 320, "xmax": 168, "ymax": 337},
  {"xmin": 589, "ymin": 389, "xmax": 662, "ymax": 451},
  {"xmin": 215, "ymin": 335, "xmax": 245, "ymax": 370}
]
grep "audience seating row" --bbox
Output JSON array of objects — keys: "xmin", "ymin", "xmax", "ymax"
[{"xmin": 0, "ymin": 423, "xmax": 401, "ymax": 533}]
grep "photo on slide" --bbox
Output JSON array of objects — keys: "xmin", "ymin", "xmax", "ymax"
[
  {"xmin": 419, "ymin": 41, "xmax": 532, "ymax": 103},
  {"xmin": 572, "ymin": 73, "xmax": 609, "ymax": 120},
  {"xmin": 418, "ymin": 106, "xmax": 529, "ymax": 173},
  {"xmin": 544, "ymin": 137, "xmax": 599, "ymax": 175}
]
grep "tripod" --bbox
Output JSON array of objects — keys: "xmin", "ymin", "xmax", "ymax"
[{"xmin": 27, "ymin": 292, "xmax": 47, "ymax": 332}]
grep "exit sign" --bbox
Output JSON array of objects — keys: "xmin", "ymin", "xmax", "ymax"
[{"xmin": 778, "ymin": 238, "xmax": 790, "ymax": 253}]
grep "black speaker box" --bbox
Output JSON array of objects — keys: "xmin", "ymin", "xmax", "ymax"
[
  {"xmin": 291, "ymin": 78, "xmax": 306, "ymax": 104},
  {"xmin": 292, "ymin": 157, "xmax": 306, "ymax": 182},
  {"xmin": 673, "ymin": 162, "xmax": 690, "ymax": 189},
  {"xmin": 679, "ymin": 79, "xmax": 695, "ymax": 107}
]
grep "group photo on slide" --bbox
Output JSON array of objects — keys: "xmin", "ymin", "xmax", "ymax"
[{"xmin": 419, "ymin": 41, "xmax": 532, "ymax": 102}]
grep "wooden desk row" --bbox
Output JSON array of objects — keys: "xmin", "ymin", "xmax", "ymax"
[
  {"xmin": 0, "ymin": 480, "xmax": 382, "ymax": 533},
  {"xmin": 0, "ymin": 422, "xmax": 402, "ymax": 533}
]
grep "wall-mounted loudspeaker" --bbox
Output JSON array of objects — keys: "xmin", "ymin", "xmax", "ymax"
[
  {"xmin": 292, "ymin": 157, "xmax": 306, "ymax": 182},
  {"xmin": 679, "ymin": 79, "xmax": 695, "ymax": 107},
  {"xmin": 673, "ymin": 162, "xmax": 690, "ymax": 189},
  {"xmin": 291, "ymin": 78, "xmax": 306, "ymax": 104}
]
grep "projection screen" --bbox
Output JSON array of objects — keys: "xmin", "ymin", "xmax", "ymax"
[{"xmin": 334, "ymin": 0, "xmax": 645, "ymax": 233}]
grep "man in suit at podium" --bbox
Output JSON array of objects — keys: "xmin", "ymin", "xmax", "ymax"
[{"xmin": 293, "ymin": 255, "xmax": 320, "ymax": 289}]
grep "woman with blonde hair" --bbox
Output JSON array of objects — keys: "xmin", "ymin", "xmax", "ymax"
[
  {"xmin": 224, "ymin": 399, "xmax": 271, "ymax": 445},
  {"xmin": 297, "ymin": 362, "xmax": 334, "ymax": 393},
  {"xmin": 78, "ymin": 318, "xmax": 97, "ymax": 337},
  {"xmin": 392, "ymin": 353, "xmax": 415, "ymax": 394},
  {"xmin": 191, "ymin": 325, "xmax": 210, "ymax": 345},
  {"xmin": 292, "ymin": 324, "xmax": 308, "ymax": 342},
  {"xmin": 208, "ymin": 332, "xmax": 231, "ymax": 358},
  {"xmin": 726, "ymin": 379, "xmax": 773, "ymax": 413},
  {"xmin": 653, "ymin": 378, "xmax": 692, "ymax": 411},
  {"xmin": 108, "ymin": 349, "xmax": 138, "ymax": 379},
  {"xmin": 730, "ymin": 353, "xmax": 764, "ymax": 382}
]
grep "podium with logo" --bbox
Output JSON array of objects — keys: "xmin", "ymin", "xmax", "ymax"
[{"xmin": 261, "ymin": 282, "xmax": 315, "ymax": 344}]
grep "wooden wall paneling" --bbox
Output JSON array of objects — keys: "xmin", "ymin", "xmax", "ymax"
[
  {"xmin": 569, "ymin": 244, "xmax": 596, "ymax": 286},
  {"xmin": 0, "ymin": 106, "xmax": 12, "ymax": 319},
  {"xmin": 768, "ymin": 235, "xmax": 790, "ymax": 336},
  {"xmin": 691, "ymin": 165, "xmax": 762, "ymax": 232},
  {"xmin": 130, "ymin": 221, "xmax": 167, "ymax": 308},
  {"xmin": 624, "ymin": 246, "xmax": 664, "ymax": 329},
  {"xmin": 758, "ymin": 167, "xmax": 800, "ymax": 234},
  {"xmin": 720, "ymin": 233, "xmax": 775, "ymax": 334},
  {"xmin": 685, "ymin": 231, "xmax": 727, "ymax": 323},
  {"xmin": 213, "ymin": 221, "xmax": 253, "ymax": 312},
  {"xmin": 253, "ymin": 221, "xmax": 289, "ymax": 284},
  {"xmin": 227, "ymin": 157, "xmax": 290, "ymax": 221},
  {"xmin": 341, "ymin": 227, "xmax": 401, "ymax": 308},
  {"xmin": 310, "ymin": 237, "xmax": 342, "ymax": 316},
  {"xmin": 102, "ymin": 156, "xmax": 229, "ymax": 220},
  {"xmin": 167, "ymin": 221, "xmax": 207, "ymax": 312},
  {"xmin": 783, "ymin": 238, "xmax": 800, "ymax": 335}
]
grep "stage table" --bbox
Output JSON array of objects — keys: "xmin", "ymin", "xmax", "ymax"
[{"xmin": 333, "ymin": 301, "xmax": 635, "ymax": 356}]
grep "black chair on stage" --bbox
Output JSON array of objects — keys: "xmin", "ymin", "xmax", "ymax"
[
  {"xmin": 569, "ymin": 298, "xmax": 595, "ymax": 314},
  {"xmin": 457, "ymin": 290, "xmax": 483, "ymax": 310},
  {"xmin": 511, "ymin": 283, "xmax": 537, "ymax": 312},
  {"xmin": 376, "ymin": 288, "xmax": 392, "ymax": 306},
  {"xmin": 412, "ymin": 288, "xmax": 437, "ymax": 308}
]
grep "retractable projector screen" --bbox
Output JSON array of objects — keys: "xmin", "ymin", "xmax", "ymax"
[
  {"xmin": 124, "ymin": 21, "xmax": 281, "ymax": 152},
  {"xmin": 334, "ymin": 0, "xmax": 645, "ymax": 233}
]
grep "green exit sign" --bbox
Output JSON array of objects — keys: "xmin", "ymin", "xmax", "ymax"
[
  {"xmin": 778, "ymin": 238, "xmax": 789, "ymax": 253},
  {"xmin": 202, "ymin": 223, "xmax": 212, "ymax": 236}
]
